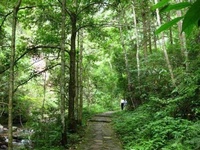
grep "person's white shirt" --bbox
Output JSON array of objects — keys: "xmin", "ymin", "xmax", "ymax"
[{"xmin": 124, "ymin": 100, "xmax": 127, "ymax": 105}]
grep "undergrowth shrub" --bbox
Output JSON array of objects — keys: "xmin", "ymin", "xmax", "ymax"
[
  {"xmin": 29, "ymin": 117, "xmax": 62, "ymax": 148},
  {"xmin": 113, "ymin": 103, "xmax": 200, "ymax": 150},
  {"xmin": 172, "ymin": 72, "xmax": 200, "ymax": 120},
  {"xmin": 28, "ymin": 107, "xmax": 101, "ymax": 149}
]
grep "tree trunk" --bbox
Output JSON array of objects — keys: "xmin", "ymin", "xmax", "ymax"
[
  {"xmin": 132, "ymin": 4, "xmax": 140, "ymax": 83},
  {"xmin": 153, "ymin": 23, "xmax": 158, "ymax": 50},
  {"xmin": 118, "ymin": 7, "xmax": 135, "ymax": 108},
  {"xmin": 8, "ymin": 0, "xmax": 21, "ymax": 150},
  {"xmin": 154, "ymin": 0, "xmax": 176, "ymax": 87},
  {"xmin": 141, "ymin": 0, "xmax": 148, "ymax": 59},
  {"xmin": 68, "ymin": 13, "xmax": 77, "ymax": 132},
  {"xmin": 168, "ymin": 13, "xmax": 173, "ymax": 45},
  {"xmin": 60, "ymin": 0, "xmax": 67, "ymax": 146},
  {"xmin": 77, "ymin": 30, "xmax": 83, "ymax": 125},
  {"xmin": 75, "ymin": 29, "xmax": 79, "ymax": 124},
  {"xmin": 176, "ymin": 0, "xmax": 189, "ymax": 71},
  {"xmin": 42, "ymin": 56, "xmax": 47, "ymax": 120},
  {"xmin": 75, "ymin": 36, "xmax": 78, "ymax": 123},
  {"xmin": 148, "ymin": 12, "xmax": 152, "ymax": 54}
]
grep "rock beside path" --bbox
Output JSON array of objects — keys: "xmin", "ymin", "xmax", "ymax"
[
  {"xmin": 77, "ymin": 111, "xmax": 122, "ymax": 150},
  {"xmin": 0, "ymin": 124, "xmax": 33, "ymax": 150}
]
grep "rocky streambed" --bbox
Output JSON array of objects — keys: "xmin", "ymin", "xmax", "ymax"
[{"xmin": 0, "ymin": 124, "xmax": 33, "ymax": 150}]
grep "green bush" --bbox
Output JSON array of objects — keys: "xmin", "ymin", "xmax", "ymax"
[{"xmin": 113, "ymin": 102, "xmax": 200, "ymax": 150}]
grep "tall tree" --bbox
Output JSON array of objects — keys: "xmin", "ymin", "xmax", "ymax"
[
  {"xmin": 68, "ymin": 6, "xmax": 77, "ymax": 133},
  {"xmin": 154, "ymin": 0, "xmax": 176, "ymax": 87},
  {"xmin": 176, "ymin": 0, "xmax": 189, "ymax": 71},
  {"xmin": 66, "ymin": 0, "xmax": 106, "ymax": 132},
  {"xmin": 141, "ymin": 0, "xmax": 148, "ymax": 59},
  {"xmin": 132, "ymin": 2, "xmax": 140, "ymax": 83},
  {"xmin": 75, "ymin": 29, "xmax": 84, "ymax": 125},
  {"xmin": 60, "ymin": 0, "xmax": 67, "ymax": 146},
  {"xmin": 8, "ymin": 0, "xmax": 22, "ymax": 150},
  {"xmin": 118, "ymin": 4, "xmax": 135, "ymax": 107}
]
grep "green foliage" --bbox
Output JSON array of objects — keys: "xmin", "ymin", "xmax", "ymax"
[
  {"xmin": 28, "ymin": 111, "xmax": 62, "ymax": 148},
  {"xmin": 33, "ymin": 147, "xmax": 63, "ymax": 150},
  {"xmin": 1, "ymin": 0, "xmax": 200, "ymax": 149},
  {"xmin": 151, "ymin": 0, "xmax": 170, "ymax": 10},
  {"xmin": 28, "ymin": 107, "xmax": 100, "ymax": 150},
  {"xmin": 161, "ymin": 2, "xmax": 191, "ymax": 13},
  {"xmin": 182, "ymin": 0, "xmax": 200, "ymax": 34},
  {"xmin": 155, "ymin": 17, "xmax": 183, "ymax": 34},
  {"xmin": 135, "ymin": 52, "xmax": 173, "ymax": 100},
  {"xmin": 172, "ymin": 72, "xmax": 200, "ymax": 120},
  {"xmin": 113, "ymin": 103, "xmax": 200, "ymax": 150},
  {"xmin": 154, "ymin": 0, "xmax": 200, "ymax": 35}
]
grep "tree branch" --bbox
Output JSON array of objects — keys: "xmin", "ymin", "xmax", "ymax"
[
  {"xmin": 77, "ymin": 1, "xmax": 110, "ymax": 16},
  {"xmin": 57, "ymin": 0, "xmax": 72, "ymax": 17},
  {"xmin": 14, "ymin": 63, "xmax": 61, "ymax": 93},
  {"xmin": 76, "ymin": 22, "xmax": 120, "ymax": 32},
  {"xmin": 28, "ymin": 44, "xmax": 61, "ymax": 50},
  {"xmin": 0, "ymin": 5, "xmax": 36, "ymax": 30},
  {"xmin": 0, "ymin": 11, "xmax": 12, "ymax": 29},
  {"xmin": 0, "ymin": 102, "xmax": 8, "ymax": 106},
  {"xmin": 0, "ymin": 44, "xmax": 62, "ymax": 74}
]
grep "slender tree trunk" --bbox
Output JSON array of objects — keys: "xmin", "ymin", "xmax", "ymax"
[
  {"xmin": 41, "ymin": 70, "xmax": 46, "ymax": 120},
  {"xmin": 148, "ymin": 12, "xmax": 152, "ymax": 54},
  {"xmin": 141, "ymin": 0, "xmax": 148, "ymax": 59},
  {"xmin": 68, "ymin": 13, "xmax": 77, "ymax": 132},
  {"xmin": 60, "ymin": 0, "xmax": 67, "ymax": 146},
  {"xmin": 153, "ymin": 23, "xmax": 158, "ymax": 50},
  {"xmin": 154, "ymin": 0, "xmax": 176, "ymax": 87},
  {"xmin": 118, "ymin": 7, "xmax": 135, "ymax": 108},
  {"xmin": 176, "ymin": 0, "xmax": 189, "ymax": 71},
  {"xmin": 168, "ymin": 13, "xmax": 173, "ymax": 45},
  {"xmin": 75, "ymin": 35, "xmax": 79, "ymax": 123},
  {"xmin": 78, "ymin": 30, "xmax": 83, "ymax": 125},
  {"xmin": 74, "ymin": 0, "xmax": 79, "ymax": 125},
  {"xmin": 41, "ymin": 55, "xmax": 47, "ymax": 120},
  {"xmin": 75, "ymin": 29, "xmax": 80, "ymax": 124},
  {"xmin": 132, "ymin": 4, "xmax": 140, "ymax": 83},
  {"xmin": 8, "ymin": 0, "xmax": 21, "ymax": 150}
]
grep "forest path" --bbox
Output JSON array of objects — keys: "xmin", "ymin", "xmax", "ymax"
[{"xmin": 76, "ymin": 111, "xmax": 123, "ymax": 150}]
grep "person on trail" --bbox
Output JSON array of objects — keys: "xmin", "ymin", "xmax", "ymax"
[
  {"xmin": 120, "ymin": 99, "xmax": 125, "ymax": 110},
  {"xmin": 124, "ymin": 100, "xmax": 127, "ymax": 108}
]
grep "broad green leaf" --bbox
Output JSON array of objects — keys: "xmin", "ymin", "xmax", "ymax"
[
  {"xmin": 182, "ymin": 0, "xmax": 200, "ymax": 34},
  {"xmin": 183, "ymin": 24, "xmax": 194, "ymax": 36},
  {"xmin": 152, "ymin": 0, "xmax": 170, "ymax": 10},
  {"xmin": 161, "ymin": 2, "xmax": 191, "ymax": 13},
  {"xmin": 155, "ymin": 17, "xmax": 183, "ymax": 34}
]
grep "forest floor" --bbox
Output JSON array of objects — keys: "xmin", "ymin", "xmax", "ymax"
[{"xmin": 73, "ymin": 111, "xmax": 123, "ymax": 150}]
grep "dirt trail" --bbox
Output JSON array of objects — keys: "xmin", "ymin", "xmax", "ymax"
[{"xmin": 77, "ymin": 111, "xmax": 123, "ymax": 150}]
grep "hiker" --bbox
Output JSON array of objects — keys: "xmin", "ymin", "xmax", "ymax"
[
  {"xmin": 124, "ymin": 100, "xmax": 127, "ymax": 108},
  {"xmin": 120, "ymin": 99, "xmax": 125, "ymax": 110}
]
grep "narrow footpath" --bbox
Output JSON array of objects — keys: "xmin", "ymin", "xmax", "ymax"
[{"xmin": 76, "ymin": 111, "xmax": 123, "ymax": 150}]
